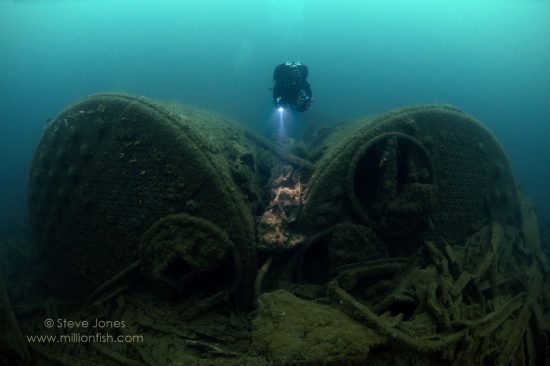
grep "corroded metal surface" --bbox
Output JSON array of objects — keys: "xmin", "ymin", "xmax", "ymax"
[
  {"xmin": 0, "ymin": 96, "xmax": 547, "ymax": 365},
  {"xmin": 28, "ymin": 93, "xmax": 265, "ymax": 308}
]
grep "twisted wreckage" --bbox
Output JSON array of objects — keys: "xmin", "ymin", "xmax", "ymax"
[{"xmin": 1, "ymin": 93, "xmax": 549, "ymax": 365}]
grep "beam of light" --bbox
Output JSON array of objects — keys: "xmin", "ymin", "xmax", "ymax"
[
  {"xmin": 268, "ymin": 106, "xmax": 289, "ymax": 149},
  {"xmin": 278, "ymin": 106, "xmax": 284, "ymax": 128},
  {"xmin": 277, "ymin": 107, "xmax": 286, "ymax": 146}
]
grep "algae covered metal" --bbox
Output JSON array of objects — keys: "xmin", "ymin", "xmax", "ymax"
[
  {"xmin": 27, "ymin": 93, "xmax": 269, "ymax": 309},
  {"xmin": 301, "ymin": 105, "xmax": 519, "ymax": 242},
  {"xmin": 1, "ymin": 94, "xmax": 549, "ymax": 365}
]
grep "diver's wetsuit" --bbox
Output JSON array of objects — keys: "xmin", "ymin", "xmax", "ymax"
[{"xmin": 273, "ymin": 62, "xmax": 312, "ymax": 112}]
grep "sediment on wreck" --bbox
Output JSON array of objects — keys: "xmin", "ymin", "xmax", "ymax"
[
  {"xmin": 0, "ymin": 98, "xmax": 547, "ymax": 365},
  {"xmin": 26, "ymin": 93, "xmax": 281, "ymax": 310}
]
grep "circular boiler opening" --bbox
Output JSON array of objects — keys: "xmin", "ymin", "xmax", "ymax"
[
  {"xmin": 348, "ymin": 132, "xmax": 436, "ymax": 235},
  {"xmin": 139, "ymin": 214, "xmax": 239, "ymax": 300}
]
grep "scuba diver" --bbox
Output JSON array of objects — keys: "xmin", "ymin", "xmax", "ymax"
[{"xmin": 272, "ymin": 62, "xmax": 312, "ymax": 112}]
